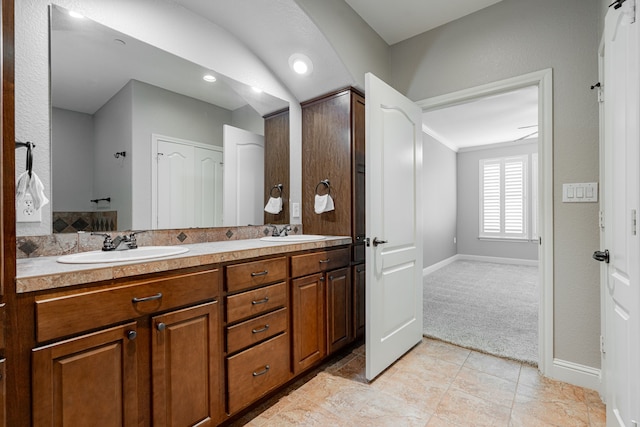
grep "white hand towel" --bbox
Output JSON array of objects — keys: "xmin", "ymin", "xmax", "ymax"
[
  {"xmin": 16, "ymin": 171, "xmax": 49, "ymax": 210},
  {"xmin": 314, "ymin": 194, "xmax": 335, "ymax": 214},
  {"xmin": 264, "ymin": 196, "xmax": 283, "ymax": 214}
]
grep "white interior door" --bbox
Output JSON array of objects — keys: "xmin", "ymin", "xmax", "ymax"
[
  {"xmin": 365, "ymin": 72, "xmax": 423, "ymax": 381},
  {"xmin": 156, "ymin": 139, "xmax": 194, "ymax": 229},
  {"xmin": 222, "ymin": 125, "xmax": 265, "ymax": 226},
  {"xmin": 194, "ymin": 147, "xmax": 224, "ymax": 227},
  {"xmin": 601, "ymin": 3, "xmax": 640, "ymax": 426}
]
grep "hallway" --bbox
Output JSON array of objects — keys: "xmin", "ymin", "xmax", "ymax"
[{"xmin": 229, "ymin": 338, "xmax": 605, "ymax": 426}]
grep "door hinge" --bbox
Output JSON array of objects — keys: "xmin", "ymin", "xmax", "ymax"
[
  {"xmin": 599, "ymin": 211, "xmax": 606, "ymax": 230},
  {"xmin": 597, "ymin": 88, "xmax": 604, "ymax": 103},
  {"xmin": 632, "ymin": 209, "xmax": 637, "ymax": 235},
  {"xmin": 600, "ymin": 335, "xmax": 606, "ymax": 354}
]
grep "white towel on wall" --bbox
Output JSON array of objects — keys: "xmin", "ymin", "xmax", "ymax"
[
  {"xmin": 314, "ymin": 194, "xmax": 335, "ymax": 214},
  {"xmin": 264, "ymin": 196, "xmax": 283, "ymax": 214},
  {"xmin": 16, "ymin": 171, "xmax": 49, "ymax": 210}
]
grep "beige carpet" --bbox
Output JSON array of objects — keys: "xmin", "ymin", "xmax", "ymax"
[{"xmin": 423, "ymin": 260, "xmax": 538, "ymax": 365}]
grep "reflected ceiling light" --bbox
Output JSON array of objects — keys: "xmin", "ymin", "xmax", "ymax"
[
  {"xmin": 289, "ymin": 53, "xmax": 313, "ymax": 76},
  {"xmin": 68, "ymin": 10, "xmax": 84, "ymax": 18},
  {"xmin": 252, "ymin": 86, "xmax": 263, "ymax": 93},
  {"xmin": 203, "ymin": 74, "xmax": 217, "ymax": 83}
]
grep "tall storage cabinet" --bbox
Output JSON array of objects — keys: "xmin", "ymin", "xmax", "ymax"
[
  {"xmin": 263, "ymin": 109, "xmax": 290, "ymax": 225},
  {"xmin": 301, "ymin": 88, "xmax": 366, "ymax": 349}
]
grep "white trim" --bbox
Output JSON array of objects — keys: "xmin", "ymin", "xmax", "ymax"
[
  {"xmin": 422, "ymin": 124, "xmax": 459, "ymax": 152},
  {"xmin": 456, "ymin": 254, "xmax": 538, "ymax": 267},
  {"xmin": 549, "ymin": 359, "xmax": 602, "ymax": 392},
  {"xmin": 417, "ymin": 68, "xmax": 554, "ymax": 379},
  {"xmin": 458, "ymin": 139, "xmax": 537, "ymax": 153},
  {"xmin": 422, "ymin": 255, "xmax": 460, "ymax": 276}
]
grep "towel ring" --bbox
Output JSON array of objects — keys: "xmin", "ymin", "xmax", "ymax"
[
  {"xmin": 270, "ymin": 184, "xmax": 283, "ymax": 198},
  {"xmin": 315, "ymin": 179, "xmax": 331, "ymax": 195},
  {"xmin": 16, "ymin": 140, "xmax": 35, "ymax": 177}
]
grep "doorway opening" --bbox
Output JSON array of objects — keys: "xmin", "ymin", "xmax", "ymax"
[{"xmin": 416, "ymin": 69, "xmax": 554, "ymax": 374}]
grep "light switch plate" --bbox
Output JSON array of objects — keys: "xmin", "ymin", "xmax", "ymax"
[{"xmin": 562, "ymin": 182, "xmax": 598, "ymax": 203}]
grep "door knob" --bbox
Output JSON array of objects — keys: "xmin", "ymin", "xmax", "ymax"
[
  {"xmin": 372, "ymin": 237, "xmax": 388, "ymax": 247},
  {"xmin": 592, "ymin": 249, "xmax": 610, "ymax": 263}
]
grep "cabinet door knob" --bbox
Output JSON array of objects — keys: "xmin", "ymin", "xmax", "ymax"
[
  {"xmin": 127, "ymin": 330, "xmax": 137, "ymax": 341},
  {"xmin": 157, "ymin": 322, "xmax": 166, "ymax": 331}
]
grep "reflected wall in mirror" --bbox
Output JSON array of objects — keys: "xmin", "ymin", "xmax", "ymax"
[{"xmin": 50, "ymin": 4, "xmax": 289, "ymax": 233}]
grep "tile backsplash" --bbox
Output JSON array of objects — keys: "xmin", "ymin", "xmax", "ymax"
[{"xmin": 16, "ymin": 224, "xmax": 302, "ymax": 259}]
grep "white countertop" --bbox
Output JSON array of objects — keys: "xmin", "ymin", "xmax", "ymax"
[{"xmin": 17, "ymin": 236, "xmax": 352, "ymax": 293}]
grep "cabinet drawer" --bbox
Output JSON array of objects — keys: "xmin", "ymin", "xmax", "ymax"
[
  {"xmin": 35, "ymin": 269, "xmax": 220, "ymax": 343},
  {"xmin": 290, "ymin": 248, "xmax": 350, "ymax": 278},
  {"xmin": 226, "ymin": 308, "xmax": 287, "ymax": 354},
  {"xmin": 226, "ymin": 257, "xmax": 287, "ymax": 293},
  {"xmin": 227, "ymin": 333, "xmax": 290, "ymax": 414},
  {"xmin": 226, "ymin": 282, "xmax": 287, "ymax": 323}
]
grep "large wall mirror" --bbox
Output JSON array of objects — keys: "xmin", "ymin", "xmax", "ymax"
[{"xmin": 49, "ymin": 4, "xmax": 289, "ymax": 233}]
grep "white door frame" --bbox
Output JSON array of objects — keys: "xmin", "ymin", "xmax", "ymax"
[{"xmin": 416, "ymin": 69, "xmax": 555, "ymax": 377}]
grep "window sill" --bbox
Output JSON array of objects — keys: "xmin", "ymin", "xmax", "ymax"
[{"xmin": 478, "ymin": 236, "xmax": 535, "ymax": 243}]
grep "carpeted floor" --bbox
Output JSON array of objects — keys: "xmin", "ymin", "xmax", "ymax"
[{"xmin": 423, "ymin": 260, "xmax": 538, "ymax": 365}]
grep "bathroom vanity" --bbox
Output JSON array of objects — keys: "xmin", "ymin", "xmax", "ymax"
[{"xmin": 17, "ymin": 236, "xmax": 354, "ymax": 426}]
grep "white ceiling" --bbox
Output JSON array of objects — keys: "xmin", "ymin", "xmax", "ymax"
[
  {"xmin": 345, "ymin": 0, "xmax": 505, "ymax": 45},
  {"xmin": 422, "ymin": 85, "xmax": 539, "ymax": 151}
]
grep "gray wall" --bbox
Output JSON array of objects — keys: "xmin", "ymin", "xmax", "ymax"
[
  {"xmin": 457, "ymin": 142, "xmax": 538, "ymax": 260},
  {"xmin": 423, "ymin": 133, "xmax": 457, "ymax": 267},
  {"xmin": 390, "ymin": 0, "xmax": 601, "ymax": 368},
  {"xmin": 51, "ymin": 108, "xmax": 95, "ymax": 212}
]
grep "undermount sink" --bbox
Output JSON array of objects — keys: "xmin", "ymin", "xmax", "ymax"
[
  {"xmin": 57, "ymin": 246, "xmax": 189, "ymax": 264},
  {"xmin": 260, "ymin": 235, "xmax": 326, "ymax": 243}
]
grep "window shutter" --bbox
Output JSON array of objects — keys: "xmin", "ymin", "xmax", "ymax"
[{"xmin": 481, "ymin": 161, "xmax": 501, "ymax": 234}]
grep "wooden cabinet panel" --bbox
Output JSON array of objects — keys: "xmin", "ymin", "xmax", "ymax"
[
  {"xmin": 151, "ymin": 301, "xmax": 223, "ymax": 427},
  {"xmin": 326, "ymin": 267, "xmax": 352, "ymax": 354},
  {"xmin": 226, "ymin": 257, "xmax": 287, "ymax": 293},
  {"xmin": 226, "ymin": 282, "xmax": 287, "ymax": 323},
  {"xmin": 352, "ymin": 92, "xmax": 366, "ymax": 246},
  {"xmin": 226, "ymin": 333, "xmax": 290, "ymax": 414},
  {"xmin": 290, "ymin": 248, "xmax": 349, "ymax": 278},
  {"xmin": 264, "ymin": 109, "xmax": 290, "ymax": 225},
  {"xmin": 291, "ymin": 274, "xmax": 326, "ymax": 374},
  {"xmin": 0, "ymin": 359, "xmax": 5, "ymax": 427},
  {"xmin": 302, "ymin": 90, "xmax": 353, "ymax": 237},
  {"xmin": 32, "ymin": 322, "xmax": 138, "ymax": 427},
  {"xmin": 353, "ymin": 264, "xmax": 366, "ymax": 339},
  {"xmin": 226, "ymin": 307, "xmax": 287, "ymax": 354},
  {"xmin": 35, "ymin": 269, "xmax": 220, "ymax": 343}
]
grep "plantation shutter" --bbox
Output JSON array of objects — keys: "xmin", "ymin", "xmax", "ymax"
[{"xmin": 480, "ymin": 156, "xmax": 527, "ymax": 239}]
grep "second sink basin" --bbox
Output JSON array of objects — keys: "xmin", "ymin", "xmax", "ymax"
[
  {"xmin": 260, "ymin": 235, "xmax": 326, "ymax": 243},
  {"xmin": 57, "ymin": 246, "xmax": 189, "ymax": 264}
]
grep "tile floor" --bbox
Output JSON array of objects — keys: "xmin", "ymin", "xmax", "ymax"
[{"xmin": 229, "ymin": 338, "xmax": 606, "ymax": 427}]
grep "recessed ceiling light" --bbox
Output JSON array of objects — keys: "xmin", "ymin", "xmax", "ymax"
[
  {"xmin": 288, "ymin": 53, "xmax": 313, "ymax": 76},
  {"xmin": 203, "ymin": 74, "xmax": 217, "ymax": 83},
  {"xmin": 68, "ymin": 10, "xmax": 84, "ymax": 19}
]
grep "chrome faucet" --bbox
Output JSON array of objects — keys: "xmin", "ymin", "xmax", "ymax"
[
  {"xmin": 92, "ymin": 231, "xmax": 146, "ymax": 251},
  {"xmin": 269, "ymin": 224, "xmax": 292, "ymax": 237}
]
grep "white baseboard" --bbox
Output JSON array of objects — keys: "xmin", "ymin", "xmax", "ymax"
[
  {"xmin": 423, "ymin": 255, "xmax": 459, "ymax": 276},
  {"xmin": 548, "ymin": 359, "xmax": 602, "ymax": 393},
  {"xmin": 456, "ymin": 254, "xmax": 539, "ymax": 267}
]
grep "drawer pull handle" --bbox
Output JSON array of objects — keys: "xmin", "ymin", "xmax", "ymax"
[
  {"xmin": 252, "ymin": 324, "xmax": 270, "ymax": 334},
  {"xmin": 319, "ymin": 258, "xmax": 331, "ymax": 264},
  {"xmin": 253, "ymin": 365, "xmax": 270, "ymax": 377},
  {"xmin": 252, "ymin": 296, "xmax": 270, "ymax": 305},
  {"xmin": 132, "ymin": 292, "xmax": 163, "ymax": 303},
  {"xmin": 251, "ymin": 270, "xmax": 269, "ymax": 277}
]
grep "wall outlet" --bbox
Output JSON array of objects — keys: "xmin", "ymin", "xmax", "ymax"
[
  {"xmin": 17, "ymin": 194, "xmax": 42, "ymax": 223},
  {"xmin": 292, "ymin": 202, "xmax": 300, "ymax": 218}
]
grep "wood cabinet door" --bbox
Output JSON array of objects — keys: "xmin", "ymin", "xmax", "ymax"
[
  {"xmin": 151, "ymin": 301, "xmax": 222, "ymax": 427},
  {"xmin": 353, "ymin": 264, "xmax": 366, "ymax": 339},
  {"xmin": 291, "ymin": 274, "xmax": 326, "ymax": 374},
  {"xmin": 326, "ymin": 267, "xmax": 352, "ymax": 354},
  {"xmin": 32, "ymin": 322, "xmax": 138, "ymax": 427}
]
